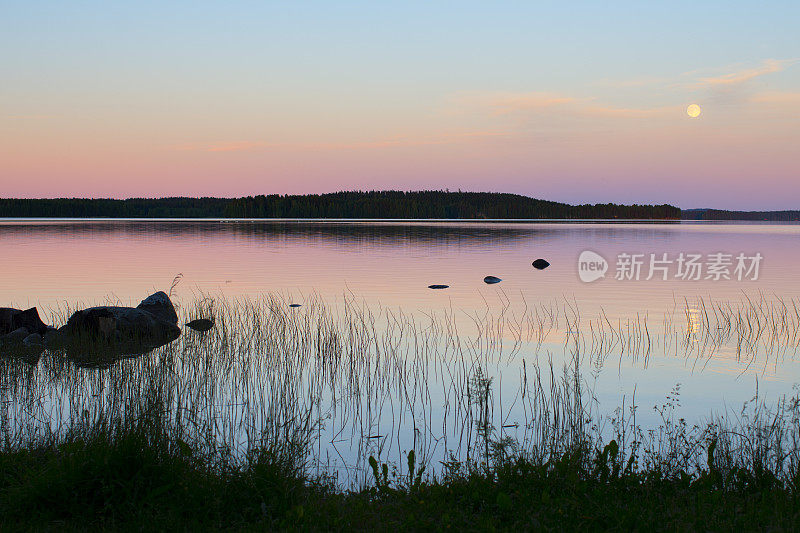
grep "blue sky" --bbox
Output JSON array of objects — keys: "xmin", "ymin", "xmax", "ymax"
[{"xmin": 2, "ymin": 1, "xmax": 799, "ymax": 208}]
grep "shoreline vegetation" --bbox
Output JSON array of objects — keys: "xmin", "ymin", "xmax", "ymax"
[
  {"xmin": 0, "ymin": 293, "xmax": 798, "ymax": 529},
  {"xmin": 1, "ymin": 191, "xmax": 798, "ymax": 221},
  {"xmin": 683, "ymin": 208, "xmax": 800, "ymax": 222},
  {"xmin": 0, "ymin": 191, "xmax": 680, "ymax": 219}
]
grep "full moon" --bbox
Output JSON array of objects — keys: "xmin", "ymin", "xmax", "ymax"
[{"xmin": 687, "ymin": 104, "xmax": 702, "ymax": 118}]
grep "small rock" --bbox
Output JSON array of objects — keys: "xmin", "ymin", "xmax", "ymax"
[
  {"xmin": 428, "ymin": 285, "xmax": 449, "ymax": 289},
  {"xmin": 483, "ymin": 276, "xmax": 502, "ymax": 284},
  {"xmin": 3, "ymin": 327, "xmax": 30, "ymax": 345},
  {"xmin": 23, "ymin": 333, "xmax": 43, "ymax": 347},
  {"xmin": 44, "ymin": 328, "xmax": 63, "ymax": 349},
  {"xmin": 532, "ymin": 259, "xmax": 550, "ymax": 270},
  {"xmin": 289, "ymin": 303, "xmax": 302, "ymax": 308},
  {"xmin": 186, "ymin": 318, "xmax": 214, "ymax": 332}
]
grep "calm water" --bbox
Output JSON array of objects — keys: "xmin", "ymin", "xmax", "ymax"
[
  {"xmin": 2, "ymin": 219, "xmax": 799, "ymax": 484},
  {"xmin": 4, "ymin": 219, "xmax": 798, "ymax": 312}
]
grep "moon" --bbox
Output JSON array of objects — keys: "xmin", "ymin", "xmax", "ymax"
[{"xmin": 687, "ymin": 104, "xmax": 702, "ymax": 118}]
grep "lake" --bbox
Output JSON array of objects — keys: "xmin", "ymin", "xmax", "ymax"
[{"xmin": 2, "ymin": 219, "xmax": 799, "ymax": 486}]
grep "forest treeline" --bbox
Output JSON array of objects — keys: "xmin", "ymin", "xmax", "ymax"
[
  {"xmin": 682, "ymin": 209, "xmax": 800, "ymax": 221},
  {"xmin": 0, "ymin": 191, "xmax": 681, "ymax": 219}
]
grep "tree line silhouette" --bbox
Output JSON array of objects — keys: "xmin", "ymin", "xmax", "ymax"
[
  {"xmin": 0, "ymin": 191, "xmax": 681, "ymax": 219},
  {"xmin": 682, "ymin": 209, "xmax": 800, "ymax": 221}
]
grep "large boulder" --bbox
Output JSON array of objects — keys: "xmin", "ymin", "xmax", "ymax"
[
  {"xmin": 60, "ymin": 309, "xmax": 180, "ymax": 366},
  {"xmin": 58, "ymin": 292, "xmax": 181, "ymax": 365},
  {"xmin": 136, "ymin": 291, "xmax": 178, "ymax": 325},
  {"xmin": 61, "ymin": 305, "xmax": 180, "ymax": 344},
  {"xmin": 0, "ymin": 307, "xmax": 49, "ymax": 336}
]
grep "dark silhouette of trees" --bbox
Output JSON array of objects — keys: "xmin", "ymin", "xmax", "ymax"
[
  {"xmin": 0, "ymin": 191, "xmax": 681, "ymax": 219},
  {"xmin": 682, "ymin": 209, "xmax": 800, "ymax": 221}
]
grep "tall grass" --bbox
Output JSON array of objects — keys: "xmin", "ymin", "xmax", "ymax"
[{"xmin": 0, "ymin": 292, "xmax": 798, "ymax": 491}]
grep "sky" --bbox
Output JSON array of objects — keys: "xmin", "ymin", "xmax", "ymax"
[{"xmin": 1, "ymin": 1, "xmax": 799, "ymax": 209}]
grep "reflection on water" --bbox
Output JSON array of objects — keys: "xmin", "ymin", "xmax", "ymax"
[
  {"xmin": 2, "ymin": 219, "xmax": 798, "ymax": 317},
  {"xmin": 61, "ymin": 330, "xmax": 180, "ymax": 369},
  {"xmin": 686, "ymin": 307, "xmax": 703, "ymax": 341},
  {"xmin": 1, "ymin": 220, "xmax": 800, "ymax": 485},
  {"xmin": 0, "ymin": 292, "xmax": 797, "ymax": 488}
]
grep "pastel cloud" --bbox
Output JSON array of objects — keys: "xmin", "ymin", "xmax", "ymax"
[
  {"xmin": 696, "ymin": 58, "xmax": 795, "ymax": 87},
  {"xmin": 456, "ymin": 91, "xmax": 671, "ymax": 119},
  {"xmin": 579, "ymin": 104, "xmax": 676, "ymax": 118},
  {"xmin": 173, "ymin": 131, "xmax": 509, "ymax": 153},
  {"xmin": 208, "ymin": 141, "xmax": 275, "ymax": 152},
  {"xmin": 479, "ymin": 92, "xmax": 580, "ymax": 114},
  {"xmin": 750, "ymin": 91, "xmax": 800, "ymax": 105}
]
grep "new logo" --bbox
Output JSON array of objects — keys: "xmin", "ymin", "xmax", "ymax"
[{"xmin": 578, "ymin": 250, "xmax": 608, "ymax": 283}]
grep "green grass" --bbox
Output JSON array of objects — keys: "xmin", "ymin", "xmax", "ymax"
[
  {"xmin": 0, "ymin": 425, "xmax": 797, "ymax": 531},
  {"xmin": 2, "ymin": 293, "xmax": 799, "ymax": 530}
]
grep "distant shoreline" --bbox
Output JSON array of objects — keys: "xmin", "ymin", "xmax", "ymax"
[
  {"xmin": 0, "ymin": 191, "xmax": 680, "ymax": 220},
  {"xmin": 1, "ymin": 192, "xmax": 797, "ymax": 221},
  {"xmin": 3, "ymin": 218, "xmax": 795, "ymax": 225},
  {"xmin": 682, "ymin": 208, "xmax": 800, "ymax": 222}
]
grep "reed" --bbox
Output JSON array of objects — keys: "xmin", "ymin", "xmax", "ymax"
[
  {"xmin": 1, "ymin": 292, "xmax": 799, "ymax": 528},
  {"xmin": 0, "ymin": 292, "xmax": 798, "ymax": 490}
]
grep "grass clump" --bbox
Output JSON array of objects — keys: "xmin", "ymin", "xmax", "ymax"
[
  {"xmin": 1, "ymin": 293, "xmax": 799, "ymax": 529},
  {"xmin": 1, "ymin": 429, "xmax": 798, "ymax": 531},
  {"xmin": 0, "ymin": 420, "xmax": 311, "ymax": 529}
]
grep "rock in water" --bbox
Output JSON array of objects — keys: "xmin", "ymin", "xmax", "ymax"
[
  {"xmin": 483, "ymin": 276, "xmax": 502, "ymax": 284},
  {"xmin": 136, "ymin": 291, "xmax": 179, "ymax": 325},
  {"xmin": 532, "ymin": 259, "xmax": 550, "ymax": 270},
  {"xmin": 0, "ymin": 307, "xmax": 49, "ymax": 336},
  {"xmin": 2, "ymin": 327, "xmax": 30, "ymax": 345},
  {"xmin": 428, "ymin": 285, "xmax": 449, "ymax": 289},
  {"xmin": 62, "ymin": 306, "xmax": 180, "ymax": 344},
  {"xmin": 59, "ymin": 292, "xmax": 181, "ymax": 365},
  {"xmin": 0, "ymin": 327, "xmax": 44, "ymax": 365},
  {"xmin": 186, "ymin": 318, "xmax": 214, "ymax": 332},
  {"xmin": 22, "ymin": 333, "xmax": 44, "ymax": 347},
  {"xmin": 44, "ymin": 327, "xmax": 63, "ymax": 349},
  {"xmin": 289, "ymin": 303, "xmax": 302, "ymax": 308}
]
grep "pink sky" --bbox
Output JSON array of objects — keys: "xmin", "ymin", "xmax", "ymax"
[{"xmin": 2, "ymin": 3, "xmax": 799, "ymax": 210}]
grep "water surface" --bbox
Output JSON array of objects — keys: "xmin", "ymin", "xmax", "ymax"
[{"xmin": 1, "ymin": 219, "xmax": 799, "ymax": 485}]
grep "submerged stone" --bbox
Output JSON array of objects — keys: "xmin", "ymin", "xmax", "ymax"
[
  {"xmin": 428, "ymin": 285, "xmax": 449, "ymax": 289},
  {"xmin": 44, "ymin": 327, "xmax": 63, "ymax": 349},
  {"xmin": 532, "ymin": 259, "xmax": 550, "ymax": 270},
  {"xmin": 186, "ymin": 318, "xmax": 215, "ymax": 332},
  {"xmin": 483, "ymin": 276, "xmax": 502, "ymax": 284},
  {"xmin": 2, "ymin": 327, "xmax": 30, "ymax": 345},
  {"xmin": 22, "ymin": 333, "xmax": 44, "ymax": 347},
  {"xmin": 289, "ymin": 303, "xmax": 302, "ymax": 308},
  {"xmin": 0, "ymin": 328, "xmax": 44, "ymax": 365}
]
